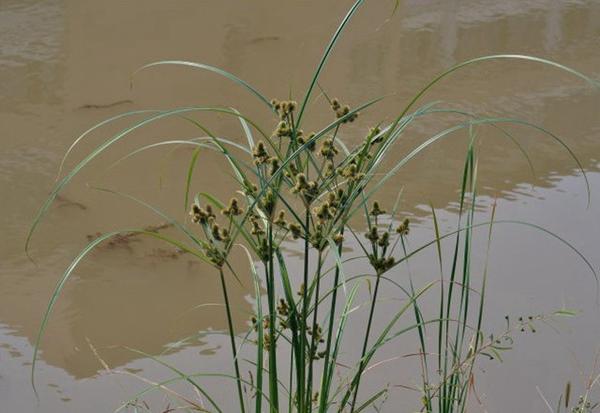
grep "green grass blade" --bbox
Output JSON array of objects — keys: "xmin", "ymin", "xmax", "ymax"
[
  {"xmin": 134, "ymin": 61, "xmax": 273, "ymax": 109},
  {"xmin": 27, "ymin": 106, "xmax": 254, "ymax": 255},
  {"xmin": 31, "ymin": 229, "xmax": 211, "ymax": 392},
  {"xmin": 397, "ymin": 54, "xmax": 600, "ymax": 125},
  {"xmin": 123, "ymin": 347, "xmax": 223, "ymax": 413},
  {"xmin": 57, "ymin": 109, "xmax": 159, "ymax": 179},
  {"xmin": 185, "ymin": 146, "xmax": 203, "ymax": 210},
  {"xmin": 295, "ymin": 0, "xmax": 365, "ymax": 127},
  {"xmin": 240, "ymin": 245, "xmax": 265, "ymax": 413}
]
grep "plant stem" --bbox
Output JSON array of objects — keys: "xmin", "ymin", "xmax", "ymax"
[
  {"xmin": 318, "ymin": 231, "xmax": 344, "ymax": 413},
  {"xmin": 267, "ymin": 225, "xmax": 279, "ymax": 413},
  {"xmin": 299, "ymin": 209, "xmax": 311, "ymax": 412},
  {"xmin": 218, "ymin": 268, "xmax": 246, "ymax": 413},
  {"xmin": 305, "ymin": 251, "xmax": 324, "ymax": 411},
  {"xmin": 348, "ymin": 272, "xmax": 383, "ymax": 412}
]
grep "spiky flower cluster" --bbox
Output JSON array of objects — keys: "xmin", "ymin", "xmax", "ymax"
[
  {"xmin": 189, "ymin": 202, "xmax": 235, "ymax": 267},
  {"xmin": 274, "ymin": 121, "xmax": 292, "ymax": 138},
  {"xmin": 253, "ymin": 141, "xmax": 270, "ymax": 165},
  {"xmin": 297, "ymin": 132, "xmax": 316, "ymax": 151},
  {"xmin": 190, "ymin": 203, "xmax": 216, "ymax": 225},
  {"xmin": 271, "ymin": 99, "xmax": 297, "ymax": 120},
  {"xmin": 291, "ymin": 173, "xmax": 318, "ymax": 204},
  {"xmin": 331, "ymin": 98, "xmax": 358, "ymax": 123},
  {"xmin": 250, "ymin": 315, "xmax": 274, "ymax": 351},
  {"xmin": 319, "ymin": 138, "xmax": 338, "ymax": 160},
  {"xmin": 339, "ymin": 162, "xmax": 365, "ymax": 183},
  {"xmin": 363, "ymin": 202, "xmax": 413, "ymax": 274},
  {"xmin": 221, "ymin": 197, "xmax": 243, "ymax": 217},
  {"xmin": 277, "ymin": 298, "xmax": 290, "ymax": 329},
  {"xmin": 396, "ymin": 218, "xmax": 410, "ymax": 236},
  {"xmin": 308, "ymin": 323, "xmax": 327, "ymax": 360},
  {"xmin": 369, "ymin": 201, "xmax": 386, "ymax": 217}
]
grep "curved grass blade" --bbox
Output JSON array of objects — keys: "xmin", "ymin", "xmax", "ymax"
[
  {"xmin": 90, "ymin": 186, "xmax": 207, "ymax": 249},
  {"xmin": 115, "ymin": 372, "xmax": 274, "ymax": 413},
  {"xmin": 392, "ymin": 220, "xmax": 597, "ymax": 287},
  {"xmin": 296, "ymin": 0, "xmax": 365, "ymax": 127},
  {"xmin": 185, "ymin": 146, "xmax": 203, "ymax": 210},
  {"xmin": 108, "ymin": 137, "xmax": 251, "ymax": 171},
  {"xmin": 123, "ymin": 347, "xmax": 222, "ymax": 413},
  {"xmin": 349, "ymin": 116, "xmax": 591, "ymax": 220},
  {"xmin": 354, "ymin": 388, "xmax": 388, "ymax": 413},
  {"xmin": 57, "ymin": 109, "xmax": 159, "ymax": 179},
  {"xmin": 133, "ymin": 61, "xmax": 273, "ymax": 110},
  {"xmin": 27, "ymin": 106, "xmax": 254, "ymax": 255},
  {"xmin": 31, "ymin": 229, "xmax": 210, "ymax": 392},
  {"xmin": 397, "ymin": 54, "xmax": 600, "ymax": 124}
]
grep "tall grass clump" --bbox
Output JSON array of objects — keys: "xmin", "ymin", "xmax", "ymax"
[{"xmin": 27, "ymin": 1, "xmax": 599, "ymax": 412}]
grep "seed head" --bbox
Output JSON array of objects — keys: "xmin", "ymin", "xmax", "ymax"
[
  {"xmin": 304, "ymin": 133, "xmax": 317, "ymax": 151},
  {"xmin": 274, "ymin": 210, "xmax": 287, "ymax": 227},
  {"xmin": 396, "ymin": 217, "xmax": 410, "ymax": 236},
  {"xmin": 251, "ymin": 217, "xmax": 265, "ymax": 236},
  {"xmin": 277, "ymin": 298, "xmax": 289, "ymax": 316},
  {"xmin": 377, "ymin": 231, "xmax": 390, "ymax": 248},
  {"xmin": 288, "ymin": 223, "xmax": 302, "ymax": 239},
  {"xmin": 252, "ymin": 141, "xmax": 270, "ymax": 165},
  {"xmin": 222, "ymin": 197, "xmax": 243, "ymax": 216},
  {"xmin": 275, "ymin": 121, "xmax": 291, "ymax": 138},
  {"xmin": 370, "ymin": 201, "xmax": 386, "ymax": 217},
  {"xmin": 365, "ymin": 226, "xmax": 379, "ymax": 242},
  {"xmin": 314, "ymin": 203, "xmax": 334, "ymax": 224},
  {"xmin": 331, "ymin": 98, "xmax": 341, "ymax": 111},
  {"xmin": 190, "ymin": 203, "xmax": 213, "ymax": 224},
  {"xmin": 341, "ymin": 163, "xmax": 358, "ymax": 179},
  {"xmin": 270, "ymin": 99, "xmax": 281, "ymax": 110},
  {"xmin": 319, "ymin": 138, "xmax": 338, "ymax": 160},
  {"xmin": 211, "ymin": 224, "xmax": 223, "ymax": 241},
  {"xmin": 269, "ymin": 157, "xmax": 280, "ymax": 175}
]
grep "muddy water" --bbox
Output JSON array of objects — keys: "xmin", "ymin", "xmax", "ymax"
[{"xmin": 2, "ymin": 0, "xmax": 600, "ymax": 411}]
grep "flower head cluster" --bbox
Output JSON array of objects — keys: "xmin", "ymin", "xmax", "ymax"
[
  {"xmin": 363, "ymin": 202, "xmax": 411, "ymax": 274},
  {"xmin": 369, "ymin": 201, "xmax": 386, "ymax": 217},
  {"xmin": 252, "ymin": 141, "xmax": 270, "ymax": 165},
  {"xmin": 319, "ymin": 138, "xmax": 338, "ymax": 160},
  {"xmin": 331, "ymin": 98, "xmax": 358, "ymax": 123},
  {"xmin": 368, "ymin": 254, "xmax": 396, "ymax": 273},
  {"xmin": 274, "ymin": 121, "xmax": 292, "ymax": 138},
  {"xmin": 271, "ymin": 98, "xmax": 297, "ymax": 120},
  {"xmin": 396, "ymin": 217, "xmax": 410, "ymax": 236},
  {"xmin": 291, "ymin": 173, "xmax": 318, "ymax": 204},
  {"xmin": 190, "ymin": 203, "xmax": 216, "ymax": 225},
  {"xmin": 339, "ymin": 162, "xmax": 365, "ymax": 183},
  {"xmin": 221, "ymin": 197, "xmax": 244, "ymax": 217},
  {"xmin": 297, "ymin": 132, "xmax": 316, "ymax": 151}
]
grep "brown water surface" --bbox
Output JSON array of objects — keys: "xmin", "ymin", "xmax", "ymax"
[{"xmin": 2, "ymin": 1, "xmax": 600, "ymax": 411}]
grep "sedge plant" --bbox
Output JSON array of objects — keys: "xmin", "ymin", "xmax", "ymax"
[{"xmin": 26, "ymin": 1, "xmax": 600, "ymax": 412}]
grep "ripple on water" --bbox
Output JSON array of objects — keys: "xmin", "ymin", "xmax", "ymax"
[{"xmin": 0, "ymin": 0, "xmax": 63, "ymax": 67}]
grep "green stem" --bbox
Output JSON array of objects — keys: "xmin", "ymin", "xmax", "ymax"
[
  {"xmin": 267, "ymin": 225, "xmax": 279, "ymax": 413},
  {"xmin": 218, "ymin": 268, "xmax": 246, "ymax": 413},
  {"xmin": 305, "ymin": 251, "xmax": 324, "ymax": 411},
  {"xmin": 318, "ymin": 230, "xmax": 344, "ymax": 413},
  {"xmin": 299, "ymin": 209, "xmax": 311, "ymax": 412},
  {"xmin": 347, "ymin": 272, "xmax": 383, "ymax": 412}
]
